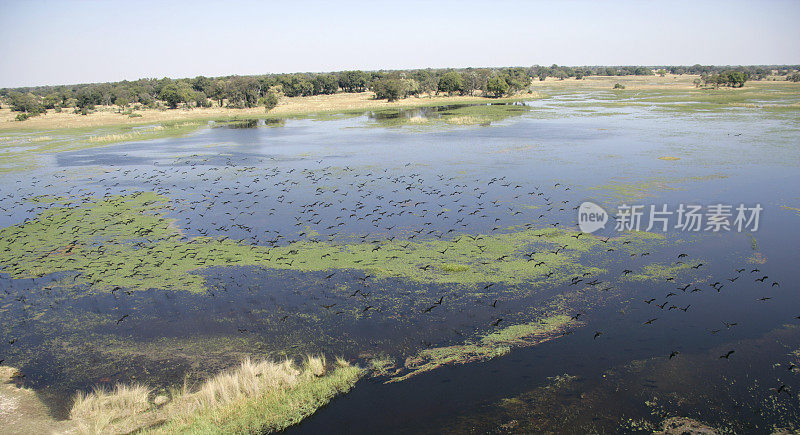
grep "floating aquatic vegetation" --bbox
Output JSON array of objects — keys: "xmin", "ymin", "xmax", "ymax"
[
  {"xmin": 0, "ymin": 121, "xmax": 207, "ymax": 172},
  {"xmin": 620, "ymin": 261, "xmax": 702, "ymax": 282},
  {"xmin": 390, "ymin": 313, "xmax": 578, "ymax": 382},
  {"xmin": 590, "ymin": 175, "xmax": 728, "ymax": 203},
  {"xmin": 0, "ymin": 192, "xmax": 668, "ymax": 295}
]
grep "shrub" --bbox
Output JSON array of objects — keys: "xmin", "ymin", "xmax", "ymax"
[
  {"xmin": 260, "ymin": 91, "xmax": 279, "ymax": 111},
  {"xmin": 15, "ymin": 113, "xmax": 30, "ymax": 121},
  {"xmin": 613, "ymin": 83, "xmax": 625, "ymax": 89}
]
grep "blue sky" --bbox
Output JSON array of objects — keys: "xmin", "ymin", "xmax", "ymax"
[{"xmin": 1, "ymin": 0, "xmax": 798, "ymax": 87}]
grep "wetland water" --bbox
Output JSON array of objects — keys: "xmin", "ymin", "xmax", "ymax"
[{"xmin": 1, "ymin": 96, "xmax": 799, "ymax": 432}]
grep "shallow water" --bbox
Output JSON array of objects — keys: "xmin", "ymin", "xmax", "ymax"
[{"xmin": 1, "ymin": 98, "xmax": 799, "ymax": 431}]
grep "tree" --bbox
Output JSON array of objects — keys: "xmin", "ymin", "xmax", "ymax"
[
  {"xmin": 437, "ymin": 71, "xmax": 463, "ymax": 95},
  {"xmin": 723, "ymin": 71, "xmax": 748, "ymax": 87},
  {"xmin": 412, "ymin": 70, "xmax": 438, "ymax": 95},
  {"xmin": 788, "ymin": 72, "xmax": 800, "ymax": 82},
  {"xmin": 486, "ymin": 76, "xmax": 509, "ymax": 97},
  {"xmin": 159, "ymin": 83, "xmax": 190, "ymax": 108},
  {"xmin": 191, "ymin": 76, "xmax": 213, "ymax": 93},
  {"xmin": 312, "ymin": 74, "xmax": 339, "ymax": 94},
  {"xmin": 225, "ymin": 76, "xmax": 262, "ymax": 107},
  {"xmin": 701, "ymin": 70, "xmax": 749, "ymax": 88},
  {"xmin": 43, "ymin": 93, "xmax": 61, "ymax": 110},
  {"xmin": 113, "ymin": 88, "xmax": 131, "ymax": 109},
  {"xmin": 338, "ymin": 70, "xmax": 369, "ymax": 92},
  {"xmin": 278, "ymin": 75, "xmax": 313, "ymax": 97},
  {"xmin": 206, "ymin": 81, "xmax": 225, "ymax": 106},
  {"xmin": 371, "ymin": 78, "xmax": 417, "ymax": 102},
  {"xmin": 261, "ymin": 91, "xmax": 279, "ymax": 111},
  {"xmin": 75, "ymin": 88, "xmax": 99, "ymax": 110},
  {"xmin": 8, "ymin": 91, "xmax": 44, "ymax": 114},
  {"xmin": 193, "ymin": 91, "xmax": 211, "ymax": 108}
]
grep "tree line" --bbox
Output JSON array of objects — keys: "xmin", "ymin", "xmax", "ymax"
[{"xmin": 2, "ymin": 65, "xmax": 797, "ymax": 120}]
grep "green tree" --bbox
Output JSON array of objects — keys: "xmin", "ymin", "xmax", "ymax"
[
  {"xmin": 486, "ymin": 76, "xmax": 509, "ymax": 97},
  {"xmin": 437, "ymin": 71, "xmax": 463, "ymax": 95},
  {"xmin": 159, "ymin": 83, "xmax": 190, "ymax": 108},
  {"xmin": 75, "ymin": 88, "xmax": 99, "ymax": 110},
  {"xmin": 193, "ymin": 91, "xmax": 211, "ymax": 108},
  {"xmin": 261, "ymin": 91, "xmax": 279, "ymax": 111},
  {"xmin": 724, "ymin": 71, "xmax": 748, "ymax": 87},
  {"xmin": 225, "ymin": 76, "xmax": 262, "ymax": 107},
  {"xmin": 312, "ymin": 74, "xmax": 339, "ymax": 94},
  {"xmin": 412, "ymin": 70, "xmax": 438, "ymax": 95},
  {"xmin": 338, "ymin": 71, "xmax": 369, "ymax": 92},
  {"xmin": 370, "ymin": 77, "xmax": 419, "ymax": 102},
  {"xmin": 9, "ymin": 91, "xmax": 43, "ymax": 114},
  {"xmin": 278, "ymin": 75, "xmax": 313, "ymax": 97}
]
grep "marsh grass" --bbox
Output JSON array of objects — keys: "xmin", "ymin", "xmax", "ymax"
[
  {"xmin": 71, "ymin": 383, "xmax": 152, "ymax": 434},
  {"xmin": 0, "ymin": 121, "xmax": 205, "ymax": 172},
  {"xmin": 87, "ymin": 125, "xmax": 165, "ymax": 143},
  {"xmin": 390, "ymin": 313, "xmax": 577, "ymax": 382},
  {"xmin": 68, "ymin": 355, "xmax": 362, "ymax": 434},
  {"xmin": 367, "ymin": 356, "xmax": 397, "ymax": 377},
  {"xmin": 0, "ymin": 192, "xmax": 662, "ymax": 295}
]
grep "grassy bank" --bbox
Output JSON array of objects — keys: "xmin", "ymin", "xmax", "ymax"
[
  {"xmin": 68, "ymin": 355, "xmax": 362, "ymax": 434},
  {"xmin": 0, "ymin": 91, "xmax": 543, "ymax": 131}
]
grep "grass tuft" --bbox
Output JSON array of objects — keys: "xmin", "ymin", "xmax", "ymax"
[{"xmin": 70, "ymin": 383, "xmax": 152, "ymax": 434}]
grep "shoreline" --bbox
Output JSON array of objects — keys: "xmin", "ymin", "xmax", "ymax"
[
  {"xmin": 0, "ymin": 91, "xmax": 543, "ymax": 132},
  {"xmin": 1, "ymin": 74, "xmax": 797, "ymax": 134}
]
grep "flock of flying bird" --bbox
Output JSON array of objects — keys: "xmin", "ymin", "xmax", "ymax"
[{"xmin": 0, "ymin": 148, "xmax": 795, "ymax": 399}]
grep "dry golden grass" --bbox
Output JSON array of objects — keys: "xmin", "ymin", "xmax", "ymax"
[
  {"xmin": 529, "ymin": 74, "xmax": 701, "ymax": 90},
  {"xmin": 66, "ymin": 355, "xmax": 359, "ymax": 435},
  {"xmin": 445, "ymin": 115, "xmax": 480, "ymax": 125},
  {"xmin": 71, "ymin": 383, "xmax": 152, "ymax": 434}
]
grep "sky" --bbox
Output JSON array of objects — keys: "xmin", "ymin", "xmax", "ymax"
[{"xmin": 0, "ymin": 0, "xmax": 799, "ymax": 88}]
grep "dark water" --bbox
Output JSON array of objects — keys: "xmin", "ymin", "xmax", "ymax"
[{"xmin": 0, "ymin": 102, "xmax": 799, "ymax": 431}]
